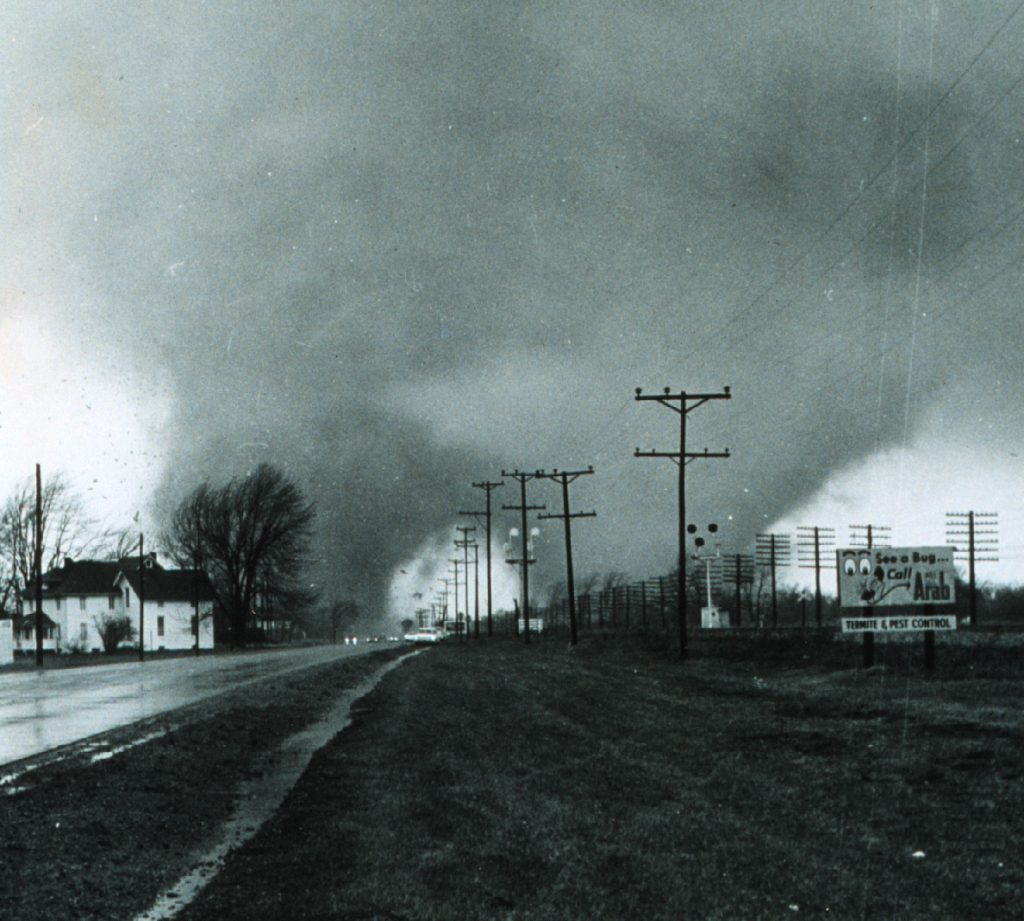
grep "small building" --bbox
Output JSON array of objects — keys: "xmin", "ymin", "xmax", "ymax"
[
  {"xmin": 12, "ymin": 611, "xmax": 61, "ymax": 652},
  {"xmin": 21, "ymin": 555, "xmax": 216, "ymax": 654}
]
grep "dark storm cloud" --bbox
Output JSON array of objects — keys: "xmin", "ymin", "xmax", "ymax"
[{"xmin": 7, "ymin": 2, "xmax": 1023, "ymax": 610}]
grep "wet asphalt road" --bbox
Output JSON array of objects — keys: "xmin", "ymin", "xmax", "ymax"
[{"xmin": 0, "ymin": 643, "xmax": 390, "ymax": 766}]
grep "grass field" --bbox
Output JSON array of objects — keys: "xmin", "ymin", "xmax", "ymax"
[{"xmin": 179, "ymin": 633, "xmax": 1024, "ymax": 921}]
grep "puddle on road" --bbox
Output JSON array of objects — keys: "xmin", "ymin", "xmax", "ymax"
[{"xmin": 133, "ymin": 650, "xmax": 420, "ymax": 921}]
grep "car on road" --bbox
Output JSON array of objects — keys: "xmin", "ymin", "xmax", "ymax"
[{"xmin": 403, "ymin": 626, "xmax": 445, "ymax": 643}]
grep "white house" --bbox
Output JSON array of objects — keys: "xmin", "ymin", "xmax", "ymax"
[
  {"xmin": 19, "ymin": 555, "xmax": 216, "ymax": 654},
  {"xmin": 114, "ymin": 561, "xmax": 215, "ymax": 652}
]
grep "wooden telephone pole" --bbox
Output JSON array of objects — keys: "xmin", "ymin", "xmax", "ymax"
[
  {"xmin": 537, "ymin": 467, "xmax": 596, "ymax": 647},
  {"xmin": 501, "ymin": 470, "xmax": 545, "ymax": 643},
  {"xmin": 634, "ymin": 387, "xmax": 731, "ymax": 658}
]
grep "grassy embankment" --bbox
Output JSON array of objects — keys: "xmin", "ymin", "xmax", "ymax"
[{"xmin": 180, "ymin": 633, "xmax": 1024, "ymax": 921}]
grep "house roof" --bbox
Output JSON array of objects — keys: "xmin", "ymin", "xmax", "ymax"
[
  {"xmin": 23, "ymin": 556, "xmax": 217, "ymax": 604},
  {"xmin": 118, "ymin": 567, "xmax": 217, "ymax": 604},
  {"xmin": 13, "ymin": 611, "xmax": 58, "ymax": 630},
  {"xmin": 22, "ymin": 558, "xmax": 128, "ymax": 599}
]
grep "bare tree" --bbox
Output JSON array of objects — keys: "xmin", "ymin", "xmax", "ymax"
[
  {"xmin": 0, "ymin": 472, "xmax": 106, "ymax": 617},
  {"xmin": 102, "ymin": 527, "xmax": 144, "ymax": 562},
  {"xmin": 545, "ymin": 580, "xmax": 567, "ymax": 608},
  {"xmin": 164, "ymin": 464, "xmax": 317, "ymax": 647}
]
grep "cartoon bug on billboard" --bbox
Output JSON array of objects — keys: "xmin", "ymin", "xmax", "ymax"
[{"xmin": 836, "ymin": 547, "xmax": 957, "ymax": 609}]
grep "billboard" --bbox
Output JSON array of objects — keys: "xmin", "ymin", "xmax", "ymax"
[{"xmin": 837, "ymin": 546, "xmax": 956, "ymax": 609}]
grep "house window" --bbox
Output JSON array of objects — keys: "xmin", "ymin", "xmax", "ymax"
[
  {"xmin": 157, "ymin": 599, "xmax": 165, "ymax": 608},
  {"xmin": 80, "ymin": 623, "xmax": 88, "ymax": 642},
  {"xmin": 55, "ymin": 597, "xmax": 62, "ymax": 611},
  {"xmin": 109, "ymin": 595, "xmax": 115, "ymax": 610},
  {"xmin": 125, "ymin": 587, "xmax": 131, "ymax": 608},
  {"xmin": 157, "ymin": 616, "xmax": 165, "ymax": 637},
  {"xmin": 79, "ymin": 596, "xmax": 87, "ymax": 611}
]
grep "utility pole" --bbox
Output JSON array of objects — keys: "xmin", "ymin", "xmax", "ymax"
[
  {"xmin": 634, "ymin": 386, "xmax": 731, "ymax": 658},
  {"xmin": 501, "ymin": 470, "xmax": 546, "ymax": 644},
  {"xmin": 722, "ymin": 554, "xmax": 754, "ymax": 628},
  {"xmin": 458, "ymin": 499, "xmax": 495, "ymax": 639},
  {"xmin": 471, "ymin": 541, "xmax": 480, "ymax": 638},
  {"xmin": 946, "ymin": 511, "xmax": 998, "ymax": 627},
  {"xmin": 192, "ymin": 546, "xmax": 200, "ymax": 656},
  {"xmin": 797, "ymin": 526, "xmax": 835, "ymax": 628},
  {"xmin": 848, "ymin": 523, "xmax": 890, "ymax": 665},
  {"xmin": 34, "ymin": 464, "xmax": 44, "ymax": 667},
  {"xmin": 455, "ymin": 526, "xmax": 476, "ymax": 640},
  {"xmin": 849, "ymin": 524, "xmax": 892, "ymax": 551},
  {"xmin": 537, "ymin": 467, "xmax": 595, "ymax": 647},
  {"xmin": 448, "ymin": 558, "xmax": 464, "ymax": 639},
  {"xmin": 470, "ymin": 480, "xmax": 503, "ymax": 637},
  {"xmin": 440, "ymin": 577, "xmax": 455, "ymax": 628},
  {"xmin": 755, "ymin": 533, "xmax": 791, "ymax": 628},
  {"xmin": 138, "ymin": 532, "xmax": 146, "ymax": 662}
]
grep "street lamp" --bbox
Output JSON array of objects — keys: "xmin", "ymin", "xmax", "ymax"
[{"xmin": 687, "ymin": 523, "xmax": 725, "ymax": 628}]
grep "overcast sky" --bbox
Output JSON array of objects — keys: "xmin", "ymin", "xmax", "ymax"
[{"xmin": 3, "ymin": 1, "xmax": 1023, "ymax": 618}]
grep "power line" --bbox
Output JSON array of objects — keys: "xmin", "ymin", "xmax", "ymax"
[{"xmin": 662, "ymin": 0, "xmax": 1024, "ymax": 382}]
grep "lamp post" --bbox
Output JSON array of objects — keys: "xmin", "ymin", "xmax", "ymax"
[{"xmin": 504, "ymin": 526, "xmax": 539, "ymax": 639}]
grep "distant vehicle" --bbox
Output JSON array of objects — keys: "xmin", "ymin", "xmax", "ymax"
[{"xmin": 403, "ymin": 626, "xmax": 444, "ymax": 643}]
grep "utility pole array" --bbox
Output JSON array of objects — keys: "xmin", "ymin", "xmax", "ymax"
[
  {"xmin": 946, "ymin": 511, "xmax": 999, "ymax": 627},
  {"xmin": 455, "ymin": 525, "xmax": 476, "ymax": 639},
  {"xmin": 472, "ymin": 481, "xmax": 503, "ymax": 637},
  {"xmin": 634, "ymin": 386, "xmax": 731, "ymax": 658},
  {"xmin": 501, "ymin": 470, "xmax": 546, "ymax": 644},
  {"xmin": 797, "ymin": 526, "xmax": 836, "ymax": 628},
  {"xmin": 537, "ymin": 467, "xmax": 595, "ymax": 647}
]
